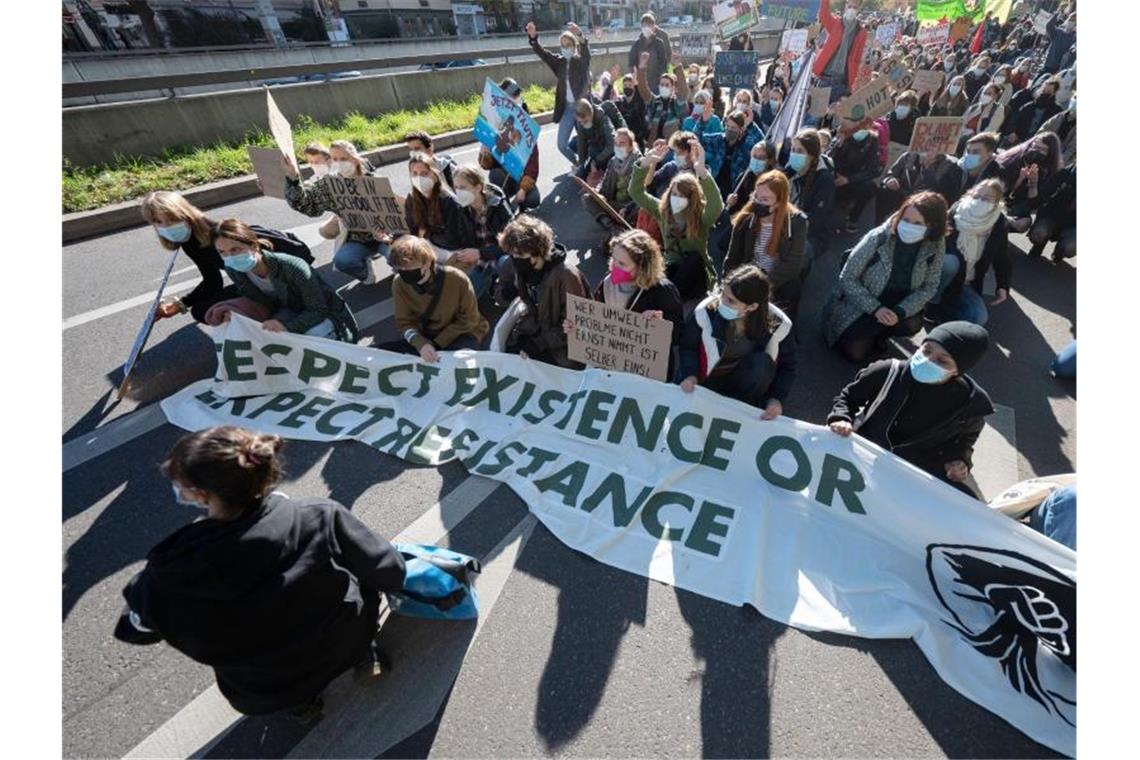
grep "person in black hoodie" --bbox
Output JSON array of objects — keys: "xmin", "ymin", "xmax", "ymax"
[
  {"xmin": 875, "ymin": 148, "xmax": 964, "ymax": 225},
  {"xmin": 1026, "ymin": 162, "xmax": 1076, "ymax": 262},
  {"xmin": 140, "ymin": 190, "xmax": 313, "ymax": 324},
  {"xmin": 616, "ymin": 71, "xmax": 650, "ymax": 150},
  {"xmin": 828, "ymin": 118, "xmax": 882, "ymax": 233},
  {"xmin": 884, "ymin": 90, "xmax": 920, "ymax": 146},
  {"xmin": 785, "ymin": 129, "xmax": 836, "ymax": 259},
  {"xmin": 526, "ymin": 20, "xmax": 591, "ymax": 166},
  {"xmin": 828, "ymin": 321, "xmax": 995, "ymax": 498},
  {"xmin": 114, "ymin": 427, "xmax": 406, "ymax": 718}
]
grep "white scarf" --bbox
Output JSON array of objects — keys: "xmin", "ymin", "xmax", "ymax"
[{"xmin": 954, "ymin": 196, "xmax": 1002, "ymax": 282}]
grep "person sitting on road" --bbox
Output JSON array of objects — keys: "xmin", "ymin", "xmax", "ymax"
[
  {"xmin": 678, "ymin": 264, "xmax": 797, "ymax": 419},
  {"xmin": 682, "ymin": 89, "xmax": 724, "ymax": 138},
  {"xmin": 724, "ymin": 138, "xmax": 777, "ymax": 217},
  {"xmin": 828, "ymin": 118, "xmax": 882, "ymax": 233},
  {"xmin": 717, "ymin": 110, "xmax": 765, "ymax": 202},
  {"xmin": 725, "ymin": 170, "xmax": 808, "ymax": 324},
  {"xmin": 995, "ymin": 131, "xmax": 1063, "ymax": 233},
  {"xmin": 885, "ymin": 89, "xmax": 920, "ymax": 146},
  {"xmin": 114, "ymin": 426, "xmax": 406, "ymax": 720},
  {"xmin": 525, "ymin": 20, "xmax": 591, "ymax": 166},
  {"xmin": 962, "ymin": 53, "xmax": 993, "ymax": 101},
  {"xmin": 757, "ymin": 85, "xmax": 784, "ymax": 134},
  {"xmin": 1004, "ymin": 76, "xmax": 1062, "ymax": 146},
  {"xmin": 630, "ymin": 141, "xmax": 723, "ymax": 302},
  {"xmin": 1039, "ymin": 92, "xmax": 1076, "ymax": 167},
  {"xmin": 929, "ymin": 179, "xmax": 1011, "ymax": 327},
  {"xmin": 404, "ymin": 130, "xmax": 457, "ymax": 190},
  {"xmin": 476, "ymin": 78, "xmax": 541, "ymax": 212},
  {"xmin": 828, "ymin": 321, "xmax": 995, "ymax": 499},
  {"xmin": 646, "ymin": 130, "xmax": 698, "ymax": 196},
  {"xmin": 1026, "ymin": 162, "xmax": 1076, "ymax": 263},
  {"xmin": 784, "ymin": 129, "xmax": 836, "ymax": 261},
  {"xmin": 957, "ymin": 131, "xmax": 1002, "ymax": 194},
  {"xmin": 499, "ymin": 215, "xmax": 591, "ymax": 368},
  {"xmin": 699, "ymin": 74, "xmax": 727, "ymax": 121},
  {"xmin": 140, "ymin": 190, "xmax": 313, "ymax": 325},
  {"xmin": 563, "ymin": 229, "xmax": 684, "ymax": 377},
  {"xmin": 875, "ymin": 146, "xmax": 965, "ymax": 226},
  {"xmin": 572, "ymin": 98, "xmax": 616, "ymax": 180},
  {"xmin": 208, "ymin": 219, "xmax": 358, "ymax": 342},
  {"xmin": 379, "ymin": 236, "xmax": 488, "ymax": 361},
  {"xmin": 585, "ymin": 127, "xmax": 642, "ymax": 232},
  {"xmin": 926, "ymin": 75, "xmax": 969, "ymax": 117},
  {"xmin": 616, "ymin": 71, "xmax": 650, "ymax": 151},
  {"xmin": 283, "ymin": 140, "xmax": 389, "ymax": 285},
  {"xmin": 302, "ymin": 142, "xmax": 331, "ymax": 181},
  {"xmin": 438, "ymin": 165, "xmax": 516, "ymax": 301},
  {"xmin": 404, "ymin": 152, "xmax": 464, "ymax": 258},
  {"xmin": 638, "ymin": 51, "xmax": 688, "ymax": 144},
  {"xmin": 823, "ymin": 191, "xmax": 947, "ymax": 363},
  {"xmin": 732, "ymin": 90, "xmax": 758, "ymax": 130},
  {"xmin": 957, "ymin": 82, "xmax": 1006, "ymax": 154}
]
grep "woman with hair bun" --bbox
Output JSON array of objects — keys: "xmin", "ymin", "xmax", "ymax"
[{"xmin": 114, "ymin": 426, "xmax": 406, "ymax": 720}]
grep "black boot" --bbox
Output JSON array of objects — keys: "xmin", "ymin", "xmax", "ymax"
[{"xmin": 1027, "ymin": 241, "xmax": 1046, "ymax": 258}]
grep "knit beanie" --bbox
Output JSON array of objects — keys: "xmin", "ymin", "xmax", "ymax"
[{"xmin": 925, "ymin": 321, "xmax": 990, "ymax": 373}]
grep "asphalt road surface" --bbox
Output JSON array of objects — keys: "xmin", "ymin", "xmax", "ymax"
[{"xmin": 62, "ymin": 121, "xmax": 1075, "ymax": 759}]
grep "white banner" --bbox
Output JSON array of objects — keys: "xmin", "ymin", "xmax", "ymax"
[{"xmin": 162, "ymin": 317, "xmax": 1076, "ymax": 755}]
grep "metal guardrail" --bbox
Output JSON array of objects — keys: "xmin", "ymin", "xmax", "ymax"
[{"xmin": 62, "ymin": 28, "xmax": 782, "ymax": 100}]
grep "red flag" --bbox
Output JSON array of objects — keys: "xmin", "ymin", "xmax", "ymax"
[{"xmin": 969, "ymin": 20, "xmax": 985, "ymax": 54}]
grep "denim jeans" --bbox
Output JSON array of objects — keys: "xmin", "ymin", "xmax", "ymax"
[
  {"xmin": 465, "ymin": 254, "xmax": 512, "ymax": 300},
  {"xmin": 934, "ymin": 255, "xmax": 989, "ymax": 325},
  {"xmin": 557, "ymin": 108, "xmax": 578, "ymax": 165},
  {"xmin": 334, "ymin": 240, "xmax": 388, "ymax": 282},
  {"xmin": 1052, "ymin": 340, "xmax": 1076, "ymax": 379},
  {"xmin": 1029, "ymin": 483, "xmax": 1076, "ymax": 550}
]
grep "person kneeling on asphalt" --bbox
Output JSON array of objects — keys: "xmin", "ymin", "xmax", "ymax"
[
  {"xmin": 208, "ymin": 219, "xmax": 359, "ymax": 342},
  {"xmin": 114, "ymin": 426, "xmax": 406, "ymax": 721},
  {"xmin": 678, "ymin": 264, "xmax": 797, "ymax": 420},
  {"xmin": 500, "ymin": 215, "xmax": 591, "ymax": 368},
  {"xmin": 572, "ymin": 98, "xmax": 616, "ymax": 180},
  {"xmin": 379, "ymin": 236, "xmax": 489, "ymax": 362},
  {"xmin": 827, "ymin": 321, "xmax": 995, "ymax": 499},
  {"xmin": 584, "ymin": 127, "xmax": 642, "ymax": 232}
]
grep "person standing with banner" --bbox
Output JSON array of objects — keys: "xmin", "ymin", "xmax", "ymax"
[
  {"xmin": 828, "ymin": 321, "xmax": 995, "ymax": 498},
  {"xmin": 812, "ymin": 0, "xmax": 869, "ymax": 103},
  {"xmin": 526, "ymin": 20, "xmax": 591, "ymax": 166}
]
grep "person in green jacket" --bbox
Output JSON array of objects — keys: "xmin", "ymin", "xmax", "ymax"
[
  {"xmin": 628, "ymin": 140, "xmax": 723, "ymax": 301},
  {"xmin": 211, "ymin": 219, "xmax": 359, "ymax": 343}
]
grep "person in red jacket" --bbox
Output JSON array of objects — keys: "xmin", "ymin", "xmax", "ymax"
[{"xmin": 812, "ymin": 0, "xmax": 868, "ymax": 103}]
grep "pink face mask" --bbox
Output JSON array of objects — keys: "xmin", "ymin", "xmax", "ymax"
[{"xmin": 610, "ymin": 266, "xmax": 635, "ymax": 285}]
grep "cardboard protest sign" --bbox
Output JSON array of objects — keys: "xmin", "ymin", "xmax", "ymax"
[
  {"xmin": 265, "ymin": 89, "xmax": 297, "ymax": 174},
  {"xmin": 949, "ymin": 18, "xmax": 972, "ymax": 44},
  {"xmin": 566, "ymin": 294, "xmax": 672, "ymax": 381},
  {"xmin": 247, "ymin": 146, "xmax": 289, "ymax": 199},
  {"xmin": 837, "ymin": 76, "xmax": 894, "ymax": 123},
  {"xmin": 779, "ymin": 29, "xmax": 809, "ymax": 55},
  {"xmin": 472, "ymin": 77, "xmax": 541, "ymax": 182},
  {"xmin": 715, "ymin": 51, "xmax": 762, "ymax": 88},
  {"xmin": 875, "ymin": 22, "xmax": 898, "ymax": 48},
  {"xmin": 119, "ymin": 248, "xmax": 179, "ymax": 400},
  {"xmin": 572, "ymin": 177, "xmax": 632, "ymax": 232},
  {"xmin": 916, "ymin": 21, "xmax": 950, "ymax": 48},
  {"xmin": 712, "ymin": 0, "xmax": 760, "ymax": 40},
  {"xmin": 761, "ymin": 0, "xmax": 821, "ymax": 25},
  {"xmin": 885, "ymin": 62, "xmax": 914, "ymax": 90},
  {"xmin": 1033, "ymin": 9, "xmax": 1051, "ymax": 36},
  {"xmin": 324, "ymin": 175, "xmax": 408, "ymax": 234},
  {"xmin": 680, "ymin": 33, "xmax": 712, "ymax": 59},
  {"xmin": 912, "ymin": 69, "xmax": 945, "ymax": 96},
  {"xmin": 908, "ymin": 116, "xmax": 964, "ymax": 155},
  {"xmin": 808, "ymin": 86, "xmax": 831, "ymax": 117}
]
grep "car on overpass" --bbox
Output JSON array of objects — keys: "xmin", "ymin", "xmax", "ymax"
[{"xmin": 417, "ymin": 58, "xmax": 487, "ymax": 71}]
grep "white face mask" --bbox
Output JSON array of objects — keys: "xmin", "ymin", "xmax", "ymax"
[
  {"xmin": 311, "ymin": 163, "xmax": 329, "ymax": 177},
  {"xmin": 979, "ymin": 93, "xmax": 994, "ymax": 105},
  {"xmin": 659, "ymin": 85, "xmax": 673, "ymax": 98},
  {"xmin": 669, "ymin": 194, "xmax": 689, "ymax": 213},
  {"xmin": 897, "ymin": 220, "xmax": 927, "ymax": 244},
  {"xmin": 642, "ymin": 26, "xmax": 654, "ymax": 39},
  {"xmin": 614, "ymin": 146, "xmax": 629, "ymax": 161},
  {"xmin": 994, "ymin": 75, "xmax": 1007, "ymax": 85},
  {"xmin": 411, "ymin": 175, "xmax": 435, "ymax": 195},
  {"xmin": 331, "ymin": 160, "xmax": 355, "ymax": 176},
  {"xmin": 948, "ymin": 84, "xmax": 962, "ymax": 97},
  {"xmin": 455, "ymin": 188, "xmax": 476, "ymax": 207},
  {"xmin": 674, "ymin": 154, "xmax": 689, "ymax": 169},
  {"xmin": 561, "ymin": 46, "xmax": 575, "ymax": 59}
]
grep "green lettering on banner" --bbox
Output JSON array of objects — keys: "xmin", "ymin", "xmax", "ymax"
[
  {"xmin": 532, "ymin": 460, "xmax": 591, "ymax": 507},
  {"xmin": 475, "ymin": 442, "xmax": 528, "ymax": 477},
  {"xmin": 450, "ymin": 428, "xmax": 481, "ymax": 459},
  {"xmin": 551, "ymin": 390, "xmax": 589, "ymax": 430},
  {"xmin": 446, "ymin": 367, "xmax": 481, "ymax": 405},
  {"xmin": 702, "ymin": 417, "xmax": 741, "ymax": 472},
  {"xmin": 280, "ymin": 396, "xmax": 336, "ymax": 429},
  {"xmin": 756, "ymin": 435, "xmax": 812, "ymax": 492},
  {"xmin": 640, "ymin": 491, "xmax": 693, "ymax": 541},
  {"xmin": 315, "ymin": 402, "xmax": 369, "ymax": 436},
  {"xmin": 344, "ymin": 406, "xmax": 395, "ymax": 437},
  {"xmin": 371, "ymin": 417, "xmax": 421, "ymax": 455},
  {"xmin": 413, "ymin": 364, "xmax": 441, "ymax": 397},
  {"xmin": 685, "ymin": 501, "xmax": 735, "ymax": 557},
  {"xmin": 223, "ymin": 340, "xmax": 257, "ymax": 381},
  {"xmin": 666, "ymin": 412, "xmax": 704, "ymax": 464},
  {"xmin": 210, "ymin": 395, "xmax": 251, "ymax": 415},
  {"xmin": 575, "ymin": 390, "xmax": 617, "ymax": 440},
  {"xmin": 195, "ymin": 389, "xmax": 221, "ymax": 405},
  {"xmin": 407, "ymin": 425, "xmax": 454, "ymax": 465},
  {"xmin": 581, "ymin": 472, "xmax": 654, "ymax": 527},
  {"xmin": 505, "ymin": 381, "xmax": 537, "ymax": 417},
  {"xmin": 607, "ymin": 397, "xmax": 668, "ymax": 452},
  {"xmin": 460, "ymin": 368, "xmax": 519, "ymax": 412},
  {"xmin": 246, "ymin": 392, "xmax": 306, "ymax": 419},
  {"xmin": 260, "ymin": 343, "xmax": 293, "ymax": 375},
  {"xmin": 521, "ymin": 389, "xmax": 566, "ymax": 424},
  {"xmin": 514, "ymin": 446, "xmax": 560, "ymax": 478},
  {"xmin": 377, "ymin": 364, "xmax": 415, "ymax": 397},
  {"xmin": 461, "ymin": 438, "xmax": 498, "ymax": 469},
  {"xmin": 339, "ymin": 363, "xmax": 371, "ymax": 394},
  {"xmin": 816, "ymin": 454, "xmax": 867, "ymax": 514},
  {"xmin": 298, "ymin": 350, "xmax": 341, "ymax": 384}
]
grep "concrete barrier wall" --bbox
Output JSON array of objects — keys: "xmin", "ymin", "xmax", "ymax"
[{"xmin": 63, "ymin": 52, "xmax": 625, "ymax": 168}]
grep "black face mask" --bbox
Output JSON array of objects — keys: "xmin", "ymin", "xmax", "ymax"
[
  {"xmin": 753, "ymin": 203, "xmax": 772, "ymax": 218},
  {"xmin": 623, "ymin": 87, "xmax": 635, "ymax": 98},
  {"xmin": 398, "ymin": 268, "xmax": 424, "ymax": 287}
]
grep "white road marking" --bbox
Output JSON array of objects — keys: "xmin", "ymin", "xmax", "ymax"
[{"xmin": 155, "ymin": 265, "xmax": 200, "ymax": 282}]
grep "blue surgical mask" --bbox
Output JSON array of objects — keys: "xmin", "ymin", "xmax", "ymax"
[
  {"xmin": 897, "ymin": 220, "xmax": 927, "ymax": 244},
  {"xmin": 894, "ymin": 105, "xmax": 911, "ymax": 120},
  {"xmin": 692, "ymin": 103, "xmax": 705, "ymax": 116},
  {"xmin": 909, "ymin": 351, "xmax": 952, "ymax": 384},
  {"xmin": 223, "ymin": 251, "xmax": 258, "ymax": 272},
  {"xmin": 749, "ymin": 157, "xmax": 765, "ymax": 174},
  {"xmin": 561, "ymin": 46, "xmax": 574, "ymax": 59},
  {"xmin": 853, "ymin": 129, "xmax": 870, "ymax": 141},
  {"xmin": 172, "ymin": 483, "xmax": 209, "ymax": 511},
  {"xmin": 717, "ymin": 301, "xmax": 742, "ymax": 320},
  {"xmin": 958, "ymin": 152, "xmax": 982, "ymax": 171},
  {"xmin": 157, "ymin": 222, "xmax": 192, "ymax": 243},
  {"xmin": 787, "ymin": 152, "xmax": 808, "ymax": 173}
]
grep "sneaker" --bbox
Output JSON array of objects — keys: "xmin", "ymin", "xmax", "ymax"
[{"xmin": 361, "ymin": 259, "xmax": 378, "ymax": 285}]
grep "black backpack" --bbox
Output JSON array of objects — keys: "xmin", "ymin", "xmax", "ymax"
[{"xmin": 251, "ymin": 224, "xmax": 314, "ymax": 265}]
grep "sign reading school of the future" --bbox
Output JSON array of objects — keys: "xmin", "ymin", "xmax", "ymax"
[
  {"xmin": 163, "ymin": 316, "xmax": 1075, "ymax": 757},
  {"xmin": 324, "ymin": 176, "xmax": 408, "ymax": 235}
]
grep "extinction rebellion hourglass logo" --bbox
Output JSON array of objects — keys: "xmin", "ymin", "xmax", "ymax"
[{"xmin": 926, "ymin": 545, "xmax": 1076, "ymax": 726}]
